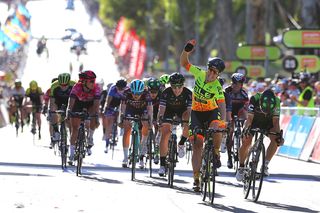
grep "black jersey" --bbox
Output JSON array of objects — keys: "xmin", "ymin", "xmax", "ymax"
[{"xmin": 159, "ymin": 87, "xmax": 192, "ymax": 111}]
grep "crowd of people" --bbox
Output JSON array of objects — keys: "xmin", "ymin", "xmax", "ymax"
[{"xmin": 2, "ymin": 39, "xmax": 320, "ymax": 192}]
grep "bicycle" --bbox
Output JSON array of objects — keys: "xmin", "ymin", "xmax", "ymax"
[
  {"xmin": 185, "ymin": 140, "xmax": 192, "ymax": 164},
  {"xmin": 243, "ymin": 128, "xmax": 283, "ymax": 202},
  {"xmin": 50, "ymin": 105, "xmax": 68, "ymax": 170},
  {"xmin": 146, "ymin": 126, "xmax": 155, "ymax": 177},
  {"xmin": 161, "ymin": 116, "xmax": 186, "ymax": 188},
  {"xmin": 229, "ymin": 116, "xmax": 245, "ymax": 173},
  {"xmin": 194, "ymin": 125, "xmax": 226, "ymax": 204},
  {"xmin": 109, "ymin": 108, "xmax": 119, "ymax": 159},
  {"xmin": 68, "ymin": 109, "xmax": 92, "ymax": 176},
  {"xmin": 123, "ymin": 115, "xmax": 143, "ymax": 181}
]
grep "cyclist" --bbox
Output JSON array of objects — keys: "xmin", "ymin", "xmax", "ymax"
[
  {"xmin": 7, "ymin": 79, "xmax": 25, "ymax": 126},
  {"xmin": 43, "ymin": 77, "xmax": 58, "ymax": 148},
  {"xmin": 67, "ymin": 70, "xmax": 101, "ymax": 164},
  {"xmin": 24, "ymin": 80, "xmax": 44, "ymax": 139},
  {"xmin": 102, "ymin": 78, "xmax": 127, "ymax": 153},
  {"xmin": 157, "ymin": 72, "xmax": 192, "ymax": 176},
  {"xmin": 180, "ymin": 39, "xmax": 227, "ymax": 191},
  {"xmin": 119, "ymin": 79, "xmax": 153, "ymax": 169},
  {"xmin": 236, "ymin": 89, "xmax": 283, "ymax": 181},
  {"xmin": 147, "ymin": 78, "xmax": 162, "ymax": 164},
  {"xmin": 101, "ymin": 82, "xmax": 113, "ymax": 138},
  {"xmin": 224, "ymin": 73, "xmax": 248, "ymax": 169},
  {"xmin": 49, "ymin": 73, "xmax": 75, "ymax": 147},
  {"xmin": 159, "ymin": 74, "xmax": 170, "ymax": 91}
]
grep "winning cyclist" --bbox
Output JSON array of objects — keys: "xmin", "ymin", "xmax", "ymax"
[
  {"xmin": 180, "ymin": 39, "xmax": 227, "ymax": 192},
  {"xmin": 102, "ymin": 78, "xmax": 127, "ymax": 153},
  {"xmin": 49, "ymin": 73, "xmax": 75, "ymax": 147},
  {"xmin": 119, "ymin": 79, "xmax": 153, "ymax": 169},
  {"xmin": 157, "ymin": 72, "xmax": 192, "ymax": 176},
  {"xmin": 236, "ymin": 89, "xmax": 283, "ymax": 181},
  {"xmin": 224, "ymin": 73, "xmax": 249, "ymax": 169},
  {"xmin": 67, "ymin": 70, "xmax": 101, "ymax": 164}
]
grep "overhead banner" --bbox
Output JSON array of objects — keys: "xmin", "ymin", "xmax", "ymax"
[
  {"xmin": 224, "ymin": 61, "xmax": 242, "ymax": 73},
  {"xmin": 113, "ymin": 17, "xmax": 125, "ymax": 49},
  {"xmin": 135, "ymin": 39, "xmax": 146, "ymax": 79},
  {"xmin": 283, "ymin": 29, "xmax": 320, "ymax": 48},
  {"xmin": 236, "ymin": 45, "xmax": 281, "ymax": 61},
  {"xmin": 128, "ymin": 34, "xmax": 140, "ymax": 77}
]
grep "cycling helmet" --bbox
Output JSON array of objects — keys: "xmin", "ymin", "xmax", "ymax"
[
  {"xmin": 79, "ymin": 70, "xmax": 96, "ymax": 80},
  {"xmin": 231, "ymin": 73, "xmax": 246, "ymax": 84},
  {"xmin": 169, "ymin": 72, "xmax": 185, "ymax": 85},
  {"xmin": 148, "ymin": 78, "xmax": 161, "ymax": 91},
  {"xmin": 159, "ymin": 74, "xmax": 170, "ymax": 85},
  {"xmin": 299, "ymin": 72, "xmax": 311, "ymax": 83},
  {"xmin": 29, "ymin": 80, "xmax": 38, "ymax": 90},
  {"xmin": 207, "ymin": 57, "xmax": 225, "ymax": 73},
  {"xmin": 14, "ymin": 79, "xmax": 22, "ymax": 87},
  {"xmin": 58, "ymin": 73, "xmax": 71, "ymax": 85},
  {"xmin": 130, "ymin": 79, "xmax": 145, "ymax": 95},
  {"xmin": 116, "ymin": 78, "xmax": 127, "ymax": 88},
  {"xmin": 260, "ymin": 89, "xmax": 277, "ymax": 114}
]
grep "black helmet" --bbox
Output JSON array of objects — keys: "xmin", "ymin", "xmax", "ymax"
[
  {"xmin": 116, "ymin": 78, "xmax": 127, "ymax": 88},
  {"xmin": 148, "ymin": 78, "xmax": 161, "ymax": 91},
  {"xmin": 207, "ymin": 57, "xmax": 225, "ymax": 73},
  {"xmin": 299, "ymin": 72, "xmax": 311, "ymax": 83},
  {"xmin": 260, "ymin": 89, "xmax": 277, "ymax": 114},
  {"xmin": 169, "ymin": 72, "xmax": 185, "ymax": 85},
  {"xmin": 231, "ymin": 73, "xmax": 246, "ymax": 84}
]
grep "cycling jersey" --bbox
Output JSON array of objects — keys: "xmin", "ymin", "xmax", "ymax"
[
  {"xmin": 248, "ymin": 93, "xmax": 280, "ymax": 130},
  {"xmin": 70, "ymin": 82, "xmax": 101, "ymax": 112},
  {"xmin": 160, "ymin": 87, "xmax": 192, "ymax": 111},
  {"xmin": 225, "ymin": 86, "xmax": 249, "ymax": 117},
  {"xmin": 70, "ymin": 82, "xmax": 101, "ymax": 102},
  {"xmin": 107, "ymin": 84, "xmax": 127, "ymax": 109},
  {"xmin": 186, "ymin": 64, "xmax": 225, "ymax": 111},
  {"xmin": 50, "ymin": 80, "xmax": 76, "ymax": 108},
  {"xmin": 9, "ymin": 87, "xmax": 25, "ymax": 107},
  {"xmin": 150, "ymin": 90, "xmax": 161, "ymax": 120},
  {"xmin": 25, "ymin": 87, "xmax": 43, "ymax": 106},
  {"xmin": 122, "ymin": 88, "xmax": 152, "ymax": 116}
]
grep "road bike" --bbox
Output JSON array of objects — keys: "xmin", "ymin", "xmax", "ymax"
[
  {"xmin": 194, "ymin": 125, "xmax": 226, "ymax": 204},
  {"xmin": 243, "ymin": 128, "xmax": 283, "ymax": 202},
  {"xmin": 229, "ymin": 116, "xmax": 245, "ymax": 173}
]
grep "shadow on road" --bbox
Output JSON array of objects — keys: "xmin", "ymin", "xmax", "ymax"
[
  {"xmin": 80, "ymin": 175, "xmax": 123, "ymax": 184},
  {"xmin": 0, "ymin": 171, "xmax": 52, "ymax": 177},
  {"xmin": 198, "ymin": 202, "xmax": 258, "ymax": 213},
  {"xmin": 256, "ymin": 200, "xmax": 320, "ymax": 213}
]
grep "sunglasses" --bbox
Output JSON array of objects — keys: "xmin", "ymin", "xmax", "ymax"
[
  {"xmin": 150, "ymin": 90, "xmax": 159, "ymax": 94},
  {"xmin": 60, "ymin": 83, "xmax": 68, "ymax": 87},
  {"xmin": 208, "ymin": 68, "xmax": 219, "ymax": 74},
  {"xmin": 133, "ymin": 92, "xmax": 143, "ymax": 96},
  {"xmin": 87, "ymin": 80, "xmax": 95, "ymax": 83},
  {"xmin": 171, "ymin": 85, "xmax": 183, "ymax": 89}
]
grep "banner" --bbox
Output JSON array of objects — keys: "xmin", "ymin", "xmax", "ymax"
[
  {"xmin": 129, "ymin": 34, "xmax": 140, "ymax": 77},
  {"xmin": 3, "ymin": 21, "xmax": 29, "ymax": 44},
  {"xmin": 0, "ymin": 29, "xmax": 20, "ymax": 52},
  {"xmin": 283, "ymin": 30, "xmax": 320, "ymax": 48},
  {"xmin": 300, "ymin": 117, "xmax": 320, "ymax": 161},
  {"xmin": 236, "ymin": 45, "xmax": 281, "ymax": 61},
  {"xmin": 118, "ymin": 31, "xmax": 130, "ymax": 57},
  {"xmin": 224, "ymin": 61, "xmax": 242, "ymax": 73},
  {"xmin": 113, "ymin": 17, "xmax": 125, "ymax": 49},
  {"xmin": 135, "ymin": 39, "xmax": 146, "ymax": 79}
]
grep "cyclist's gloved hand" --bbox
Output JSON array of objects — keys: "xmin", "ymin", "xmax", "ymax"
[
  {"xmin": 118, "ymin": 114, "xmax": 124, "ymax": 128},
  {"xmin": 184, "ymin": 39, "xmax": 196, "ymax": 52}
]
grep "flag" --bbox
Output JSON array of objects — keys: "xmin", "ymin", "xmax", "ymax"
[
  {"xmin": 135, "ymin": 39, "xmax": 146, "ymax": 79},
  {"xmin": 113, "ymin": 17, "xmax": 125, "ymax": 49},
  {"xmin": 129, "ymin": 34, "xmax": 140, "ymax": 77}
]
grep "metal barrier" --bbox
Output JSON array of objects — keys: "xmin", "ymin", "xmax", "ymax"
[{"xmin": 281, "ymin": 107, "xmax": 320, "ymax": 117}]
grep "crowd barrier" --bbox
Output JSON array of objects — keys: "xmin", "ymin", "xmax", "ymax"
[
  {"xmin": 278, "ymin": 107, "xmax": 320, "ymax": 163},
  {"xmin": 0, "ymin": 101, "xmax": 8, "ymax": 128}
]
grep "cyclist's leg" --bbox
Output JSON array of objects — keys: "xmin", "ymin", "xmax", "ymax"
[
  {"xmin": 189, "ymin": 110, "xmax": 205, "ymax": 186},
  {"xmin": 122, "ymin": 119, "xmax": 131, "ymax": 163},
  {"xmin": 208, "ymin": 109, "xmax": 223, "ymax": 167},
  {"xmin": 69, "ymin": 116, "xmax": 81, "ymax": 160}
]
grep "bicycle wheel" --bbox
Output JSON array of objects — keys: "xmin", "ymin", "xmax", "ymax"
[
  {"xmin": 60, "ymin": 122, "xmax": 68, "ymax": 170},
  {"xmin": 243, "ymin": 147, "xmax": 253, "ymax": 199},
  {"xmin": 131, "ymin": 131, "xmax": 137, "ymax": 181},
  {"xmin": 251, "ymin": 143, "xmax": 265, "ymax": 202},
  {"xmin": 167, "ymin": 136, "xmax": 176, "ymax": 188},
  {"xmin": 148, "ymin": 130, "xmax": 153, "ymax": 177},
  {"xmin": 233, "ymin": 134, "xmax": 241, "ymax": 172},
  {"xmin": 110, "ymin": 123, "xmax": 117, "ymax": 159},
  {"xmin": 76, "ymin": 127, "xmax": 85, "ymax": 176},
  {"xmin": 14, "ymin": 111, "xmax": 19, "ymax": 137},
  {"xmin": 202, "ymin": 147, "xmax": 215, "ymax": 203}
]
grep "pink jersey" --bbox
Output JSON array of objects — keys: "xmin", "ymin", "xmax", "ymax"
[{"xmin": 70, "ymin": 82, "xmax": 101, "ymax": 102}]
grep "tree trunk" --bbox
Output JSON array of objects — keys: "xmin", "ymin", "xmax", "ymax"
[
  {"xmin": 300, "ymin": 0, "xmax": 320, "ymax": 28},
  {"xmin": 246, "ymin": 0, "xmax": 266, "ymax": 45}
]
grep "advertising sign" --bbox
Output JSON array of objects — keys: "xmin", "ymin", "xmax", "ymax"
[
  {"xmin": 224, "ymin": 61, "xmax": 243, "ymax": 73},
  {"xmin": 236, "ymin": 45, "xmax": 281, "ymax": 60},
  {"xmin": 294, "ymin": 55, "xmax": 320, "ymax": 73},
  {"xmin": 283, "ymin": 30, "xmax": 320, "ymax": 48}
]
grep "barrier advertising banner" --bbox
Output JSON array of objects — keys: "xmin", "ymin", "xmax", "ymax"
[{"xmin": 300, "ymin": 117, "xmax": 320, "ymax": 161}]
